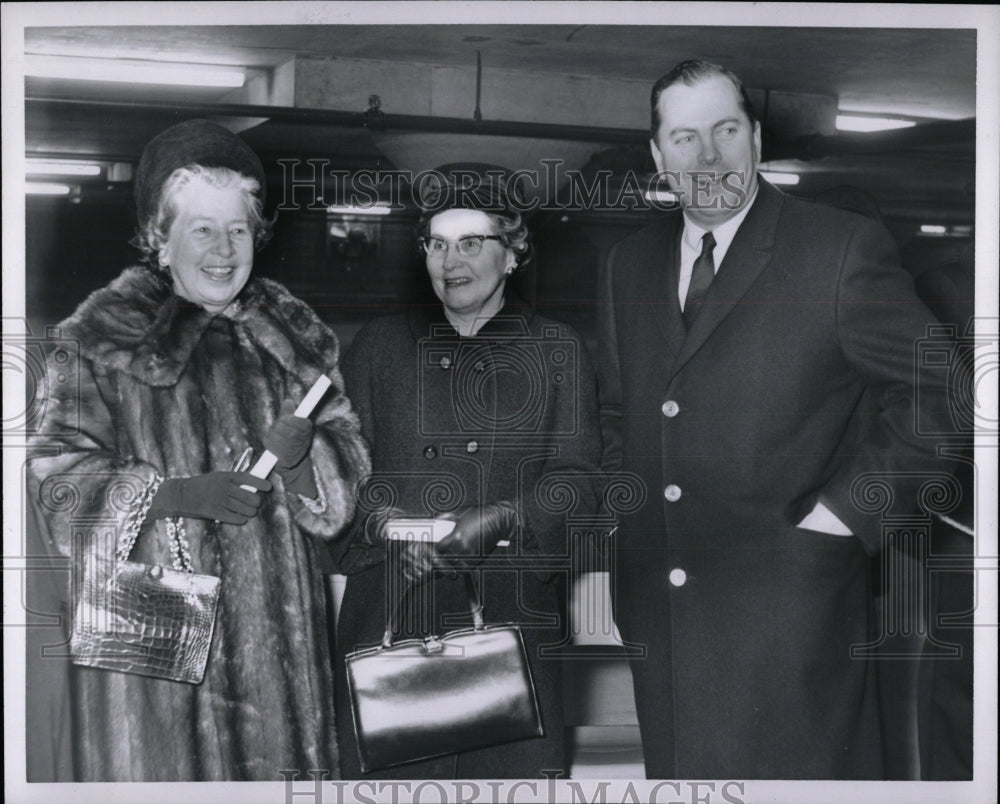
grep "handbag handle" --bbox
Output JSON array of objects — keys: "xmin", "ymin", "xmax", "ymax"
[
  {"xmin": 116, "ymin": 476, "xmax": 194, "ymax": 576},
  {"xmin": 381, "ymin": 565, "xmax": 485, "ymax": 649}
]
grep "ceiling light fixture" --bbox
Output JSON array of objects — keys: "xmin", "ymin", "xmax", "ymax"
[
  {"xmin": 327, "ymin": 204, "xmax": 393, "ymax": 217},
  {"xmin": 835, "ymin": 115, "xmax": 917, "ymax": 133},
  {"xmin": 26, "ymin": 182, "xmax": 73, "ymax": 196},
  {"xmin": 26, "ymin": 159, "xmax": 101, "ymax": 176},
  {"xmin": 643, "ymin": 189, "xmax": 679, "ymax": 204},
  {"xmin": 760, "ymin": 171, "xmax": 800, "ymax": 186},
  {"xmin": 25, "ymin": 54, "xmax": 245, "ymax": 88},
  {"xmin": 918, "ymin": 224, "xmax": 974, "ymax": 238}
]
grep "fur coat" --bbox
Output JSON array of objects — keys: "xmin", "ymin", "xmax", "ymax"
[{"xmin": 27, "ymin": 266, "xmax": 370, "ymax": 781}]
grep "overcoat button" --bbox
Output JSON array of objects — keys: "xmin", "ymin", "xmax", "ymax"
[
  {"xmin": 423, "ymin": 446, "xmax": 438, "ymax": 459},
  {"xmin": 466, "ymin": 440, "xmax": 479, "ymax": 454},
  {"xmin": 439, "ymin": 356, "xmax": 452, "ymax": 369},
  {"xmin": 664, "ymin": 484, "xmax": 682, "ymax": 502},
  {"xmin": 669, "ymin": 568, "xmax": 687, "ymax": 587},
  {"xmin": 662, "ymin": 400, "xmax": 680, "ymax": 417}
]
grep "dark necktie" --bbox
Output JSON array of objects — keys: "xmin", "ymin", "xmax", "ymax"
[{"xmin": 683, "ymin": 231, "xmax": 716, "ymax": 328}]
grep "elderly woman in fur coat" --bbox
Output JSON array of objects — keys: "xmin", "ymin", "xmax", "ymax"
[{"xmin": 27, "ymin": 120, "xmax": 369, "ymax": 781}]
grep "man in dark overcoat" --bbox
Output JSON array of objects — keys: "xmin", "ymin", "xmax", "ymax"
[{"xmin": 596, "ymin": 59, "xmax": 956, "ymax": 779}]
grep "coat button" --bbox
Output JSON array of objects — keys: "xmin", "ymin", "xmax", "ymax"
[
  {"xmin": 439, "ymin": 355, "xmax": 452, "ymax": 369},
  {"xmin": 423, "ymin": 446, "xmax": 438, "ymax": 459},
  {"xmin": 669, "ymin": 568, "xmax": 687, "ymax": 587},
  {"xmin": 662, "ymin": 400, "xmax": 679, "ymax": 417},
  {"xmin": 466, "ymin": 440, "xmax": 479, "ymax": 454},
  {"xmin": 664, "ymin": 484, "xmax": 682, "ymax": 502}
]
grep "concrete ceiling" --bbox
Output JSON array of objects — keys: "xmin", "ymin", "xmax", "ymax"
[
  {"xmin": 25, "ymin": 24, "xmax": 977, "ymax": 118},
  {"xmin": 21, "ymin": 23, "xmax": 979, "ymax": 221}
]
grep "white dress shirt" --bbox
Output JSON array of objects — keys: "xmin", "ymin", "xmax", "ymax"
[{"xmin": 677, "ymin": 187, "xmax": 758, "ymax": 311}]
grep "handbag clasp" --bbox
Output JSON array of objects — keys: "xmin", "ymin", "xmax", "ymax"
[{"xmin": 422, "ymin": 636, "xmax": 445, "ymax": 654}]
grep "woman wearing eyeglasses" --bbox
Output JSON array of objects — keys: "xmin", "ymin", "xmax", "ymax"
[{"xmin": 332, "ymin": 164, "xmax": 603, "ymax": 779}]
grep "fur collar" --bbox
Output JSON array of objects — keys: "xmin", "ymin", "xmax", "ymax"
[{"xmin": 59, "ymin": 266, "xmax": 339, "ymax": 387}]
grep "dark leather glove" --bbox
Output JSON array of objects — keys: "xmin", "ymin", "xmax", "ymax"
[
  {"xmin": 399, "ymin": 541, "xmax": 436, "ymax": 585},
  {"xmin": 435, "ymin": 501, "xmax": 519, "ymax": 569},
  {"xmin": 362, "ymin": 508, "xmax": 432, "ymax": 584},
  {"xmin": 263, "ymin": 400, "xmax": 316, "ymax": 496},
  {"xmin": 361, "ymin": 507, "xmax": 405, "ymax": 545},
  {"xmin": 148, "ymin": 472, "xmax": 272, "ymax": 525}
]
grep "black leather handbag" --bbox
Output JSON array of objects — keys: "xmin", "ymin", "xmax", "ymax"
[{"xmin": 345, "ymin": 571, "xmax": 543, "ymax": 773}]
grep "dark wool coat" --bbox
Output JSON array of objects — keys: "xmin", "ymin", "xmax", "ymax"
[
  {"xmin": 597, "ymin": 179, "xmax": 956, "ymax": 780},
  {"xmin": 333, "ymin": 299, "xmax": 603, "ymax": 779},
  {"xmin": 27, "ymin": 266, "xmax": 370, "ymax": 781}
]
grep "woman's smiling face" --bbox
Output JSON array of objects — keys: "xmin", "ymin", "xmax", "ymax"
[
  {"xmin": 161, "ymin": 175, "xmax": 255, "ymax": 314},
  {"xmin": 425, "ymin": 208, "xmax": 516, "ymax": 324}
]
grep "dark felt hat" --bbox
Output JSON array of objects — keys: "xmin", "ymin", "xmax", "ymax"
[
  {"xmin": 418, "ymin": 162, "xmax": 527, "ymax": 218},
  {"xmin": 134, "ymin": 119, "xmax": 265, "ymax": 225}
]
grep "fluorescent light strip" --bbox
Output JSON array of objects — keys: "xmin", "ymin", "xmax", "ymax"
[
  {"xmin": 643, "ymin": 190, "xmax": 678, "ymax": 204},
  {"xmin": 27, "ymin": 160, "xmax": 101, "ymax": 177},
  {"xmin": 25, "ymin": 54, "xmax": 245, "ymax": 88},
  {"xmin": 327, "ymin": 205, "xmax": 393, "ymax": 217},
  {"xmin": 836, "ymin": 115, "xmax": 917, "ymax": 133},
  {"xmin": 920, "ymin": 225, "xmax": 947, "ymax": 235},
  {"xmin": 27, "ymin": 182, "xmax": 72, "ymax": 196},
  {"xmin": 760, "ymin": 171, "xmax": 800, "ymax": 186}
]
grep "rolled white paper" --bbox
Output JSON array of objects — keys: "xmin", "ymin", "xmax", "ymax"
[
  {"xmin": 386, "ymin": 518, "xmax": 509, "ymax": 547},
  {"xmin": 242, "ymin": 375, "xmax": 332, "ymax": 491},
  {"xmin": 294, "ymin": 374, "xmax": 332, "ymax": 418},
  {"xmin": 387, "ymin": 518, "xmax": 458, "ymax": 542},
  {"xmin": 247, "ymin": 451, "xmax": 279, "ymax": 481}
]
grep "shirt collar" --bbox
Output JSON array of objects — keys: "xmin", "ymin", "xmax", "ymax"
[{"xmin": 682, "ymin": 183, "xmax": 759, "ymax": 251}]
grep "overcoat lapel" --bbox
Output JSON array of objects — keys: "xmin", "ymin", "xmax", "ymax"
[
  {"xmin": 643, "ymin": 215, "xmax": 687, "ymax": 361},
  {"xmin": 669, "ymin": 180, "xmax": 784, "ymax": 378}
]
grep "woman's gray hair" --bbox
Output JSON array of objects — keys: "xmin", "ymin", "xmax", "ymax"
[
  {"xmin": 133, "ymin": 164, "xmax": 274, "ymax": 269},
  {"xmin": 486, "ymin": 210, "xmax": 532, "ymax": 272}
]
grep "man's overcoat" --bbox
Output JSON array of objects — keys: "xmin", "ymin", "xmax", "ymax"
[{"xmin": 597, "ymin": 179, "xmax": 954, "ymax": 779}]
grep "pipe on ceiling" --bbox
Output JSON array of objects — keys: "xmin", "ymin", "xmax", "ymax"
[
  {"xmin": 26, "ymin": 95, "xmax": 649, "ymax": 147},
  {"xmin": 27, "ymin": 96, "xmax": 976, "ymax": 160}
]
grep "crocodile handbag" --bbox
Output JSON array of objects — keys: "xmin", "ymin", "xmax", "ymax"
[
  {"xmin": 70, "ymin": 478, "xmax": 220, "ymax": 685},
  {"xmin": 345, "ymin": 570, "xmax": 543, "ymax": 773}
]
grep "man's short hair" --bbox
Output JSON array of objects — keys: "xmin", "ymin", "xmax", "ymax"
[{"xmin": 650, "ymin": 59, "xmax": 758, "ymax": 138}]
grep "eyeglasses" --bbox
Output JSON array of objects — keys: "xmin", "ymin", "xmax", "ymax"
[{"xmin": 419, "ymin": 235, "xmax": 504, "ymax": 258}]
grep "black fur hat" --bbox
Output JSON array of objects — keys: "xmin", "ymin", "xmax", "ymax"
[{"xmin": 134, "ymin": 119, "xmax": 265, "ymax": 225}]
